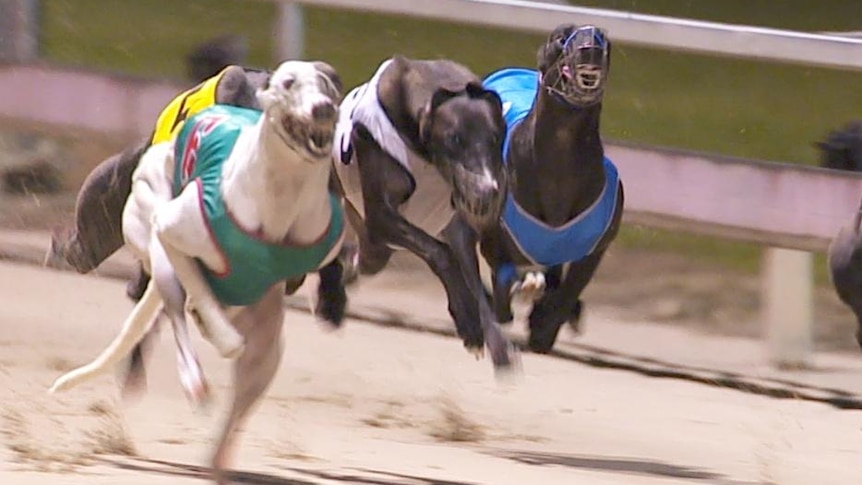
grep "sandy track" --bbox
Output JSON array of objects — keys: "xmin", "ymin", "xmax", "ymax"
[{"xmin": 1, "ymin": 260, "xmax": 861, "ymax": 485}]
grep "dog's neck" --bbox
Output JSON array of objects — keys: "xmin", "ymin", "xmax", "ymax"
[
  {"xmin": 532, "ymin": 85, "xmax": 604, "ymax": 165},
  {"xmin": 507, "ymin": 78, "xmax": 606, "ymax": 226},
  {"xmin": 221, "ymin": 113, "xmax": 332, "ymax": 244}
]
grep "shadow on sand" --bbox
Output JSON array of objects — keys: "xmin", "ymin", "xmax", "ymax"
[
  {"xmin": 489, "ymin": 449, "xmax": 758, "ymax": 485},
  {"xmin": 100, "ymin": 457, "xmax": 479, "ymax": 485}
]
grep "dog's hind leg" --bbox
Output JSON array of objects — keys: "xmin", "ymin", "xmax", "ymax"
[
  {"xmin": 157, "ymin": 235, "xmax": 244, "ymax": 359},
  {"xmin": 152, "ymin": 185, "xmax": 245, "ymax": 359},
  {"xmin": 149, "ymin": 235, "xmax": 211, "ymax": 407},
  {"xmin": 117, "ymin": 141, "xmax": 173, "ymax": 399},
  {"xmin": 211, "ymin": 284, "xmax": 284, "ymax": 484}
]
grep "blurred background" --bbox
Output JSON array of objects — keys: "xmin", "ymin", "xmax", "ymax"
[{"xmin": 1, "ymin": 0, "xmax": 861, "ymax": 355}]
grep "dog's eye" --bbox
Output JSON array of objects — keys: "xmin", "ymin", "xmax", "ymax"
[
  {"xmin": 448, "ymin": 133, "xmax": 463, "ymax": 148},
  {"xmin": 281, "ymin": 78, "xmax": 295, "ymax": 90}
]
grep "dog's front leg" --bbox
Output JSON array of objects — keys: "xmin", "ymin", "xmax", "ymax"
[
  {"xmin": 151, "ymin": 185, "xmax": 245, "ymax": 359},
  {"xmin": 370, "ymin": 208, "xmax": 483, "ymax": 351},
  {"xmin": 442, "ymin": 216, "xmax": 518, "ymax": 370},
  {"xmin": 479, "ymin": 229, "xmax": 517, "ymax": 324},
  {"xmin": 351, "ymin": 125, "xmax": 482, "ymax": 351},
  {"xmin": 528, "ymin": 252, "xmax": 602, "ymax": 353},
  {"xmin": 527, "ymin": 185, "xmax": 625, "ymax": 353},
  {"xmin": 315, "ymin": 257, "xmax": 347, "ymax": 327}
]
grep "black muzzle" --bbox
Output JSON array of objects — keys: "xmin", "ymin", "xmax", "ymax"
[{"xmin": 545, "ymin": 25, "xmax": 610, "ymax": 107}]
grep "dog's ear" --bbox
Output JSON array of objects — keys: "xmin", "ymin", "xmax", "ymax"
[
  {"xmin": 536, "ymin": 40, "xmax": 560, "ymax": 72},
  {"xmin": 418, "ymin": 86, "xmax": 462, "ymax": 142},
  {"xmin": 312, "ymin": 61, "xmax": 343, "ymax": 99},
  {"xmin": 256, "ymin": 84, "xmax": 279, "ymax": 111},
  {"xmin": 464, "ymin": 81, "xmax": 485, "ymax": 98},
  {"xmin": 431, "ymin": 85, "xmax": 463, "ymax": 111},
  {"xmin": 537, "ymin": 23, "xmax": 578, "ymax": 71},
  {"xmin": 465, "ymin": 81, "xmax": 503, "ymax": 112}
]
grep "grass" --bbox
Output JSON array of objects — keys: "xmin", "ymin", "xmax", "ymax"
[
  {"xmin": 569, "ymin": 0, "xmax": 862, "ymax": 32},
  {"xmin": 36, "ymin": 0, "xmax": 862, "ymax": 273}
]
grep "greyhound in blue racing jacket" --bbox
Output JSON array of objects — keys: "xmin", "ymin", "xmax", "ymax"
[{"xmin": 480, "ymin": 24, "xmax": 625, "ymax": 353}]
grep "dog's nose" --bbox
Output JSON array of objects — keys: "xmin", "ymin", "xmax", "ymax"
[{"xmin": 312, "ymin": 102, "xmax": 337, "ymax": 123}]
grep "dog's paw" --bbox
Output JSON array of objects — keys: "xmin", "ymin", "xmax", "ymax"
[
  {"xmin": 467, "ymin": 345, "xmax": 485, "ymax": 361},
  {"xmin": 178, "ymin": 359, "xmax": 212, "ymax": 411},
  {"xmin": 511, "ymin": 272, "xmax": 546, "ymax": 302},
  {"xmin": 339, "ymin": 243, "xmax": 360, "ymax": 286}
]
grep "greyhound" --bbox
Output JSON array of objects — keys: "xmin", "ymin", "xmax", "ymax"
[
  {"xmin": 44, "ymin": 64, "xmax": 347, "ymax": 400},
  {"xmin": 818, "ymin": 120, "xmax": 862, "ymax": 349},
  {"xmin": 480, "ymin": 24, "xmax": 625, "ymax": 353},
  {"xmin": 49, "ymin": 60, "xmax": 344, "ymax": 484},
  {"xmin": 827, "ymin": 197, "xmax": 862, "ymax": 350},
  {"xmin": 331, "ymin": 56, "xmax": 518, "ymax": 370}
]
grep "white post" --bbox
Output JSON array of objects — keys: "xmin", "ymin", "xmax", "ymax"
[
  {"xmin": 762, "ymin": 247, "xmax": 814, "ymax": 369},
  {"xmin": 0, "ymin": 0, "xmax": 39, "ymax": 62},
  {"xmin": 274, "ymin": 1, "xmax": 305, "ymax": 62}
]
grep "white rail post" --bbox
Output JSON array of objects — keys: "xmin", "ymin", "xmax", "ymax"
[
  {"xmin": 762, "ymin": 247, "xmax": 814, "ymax": 369},
  {"xmin": 0, "ymin": 0, "xmax": 39, "ymax": 62},
  {"xmin": 274, "ymin": 1, "xmax": 305, "ymax": 61}
]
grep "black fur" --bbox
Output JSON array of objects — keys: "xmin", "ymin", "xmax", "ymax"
[
  {"xmin": 336, "ymin": 56, "xmax": 516, "ymax": 369},
  {"xmin": 480, "ymin": 24, "xmax": 624, "ymax": 353}
]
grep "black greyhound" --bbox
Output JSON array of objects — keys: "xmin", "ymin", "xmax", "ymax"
[
  {"xmin": 819, "ymin": 120, "xmax": 862, "ymax": 350},
  {"xmin": 332, "ymin": 56, "xmax": 517, "ymax": 369},
  {"xmin": 479, "ymin": 24, "xmax": 625, "ymax": 353},
  {"xmin": 827, "ymin": 198, "xmax": 862, "ymax": 350}
]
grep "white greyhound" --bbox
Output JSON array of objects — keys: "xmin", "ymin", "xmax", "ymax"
[{"xmin": 49, "ymin": 60, "xmax": 344, "ymax": 482}]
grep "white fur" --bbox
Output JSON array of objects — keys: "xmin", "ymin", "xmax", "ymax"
[
  {"xmin": 50, "ymin": 60, "xmax": 343, "ymax": 483},
  {"xmin": 512, "ymin": 271, "xmax": 546, "ymax": 302}
]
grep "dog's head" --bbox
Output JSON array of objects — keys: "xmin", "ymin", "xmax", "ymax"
[
  {"xmin": 816, "ymin": 121, "xmax": 862, "ymax": 172},
  {"xmin": 537, "ymin": 23, "xmax": 611, "ymax": 107},
  {"xmin": 418, "ymin": 81, "xmax": 508, "ymax": 231},
  {"xmin": 257, "ymin": 60, "xmax": 343, "ymax": 160}
]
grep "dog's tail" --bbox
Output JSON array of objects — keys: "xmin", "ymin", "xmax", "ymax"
[{"xmin": 49, "ymin": 282, "xmax": 162, "ymax": 394}]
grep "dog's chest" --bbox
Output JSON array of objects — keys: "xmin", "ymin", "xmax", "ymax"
[
  {"xmin": 200, "ymin": 190, "xmax": 343, "ymax": 306},
  {"xmin": 484, "ymin": 67, "xmax": 622, "ymax": 267},
  {"xmin": 173, "ymin": 106, "xmax": 344, "ymax": 306}
]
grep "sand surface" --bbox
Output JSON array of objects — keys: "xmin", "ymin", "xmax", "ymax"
[{"xmin": 1, "ymin": 260, "xmax": 861, "ymax": 485}]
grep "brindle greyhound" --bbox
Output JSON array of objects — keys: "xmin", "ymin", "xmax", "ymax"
[
  {"xmin": 480, "ymin": 24, "xmax": 624, "ymax": 353},
  {"xmin": 332, "ymin": 56, "xmax": 517, "ymax": 370}
]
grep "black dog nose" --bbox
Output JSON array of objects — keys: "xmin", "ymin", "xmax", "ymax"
[{"xmin": 312, "ymin": 102, "xmax": 336, "ymax": 122}]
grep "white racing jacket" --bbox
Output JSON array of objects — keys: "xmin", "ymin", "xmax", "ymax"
[{"xmin": 332, "ymin": 59, "xmax": 455, "ymax": 245}]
